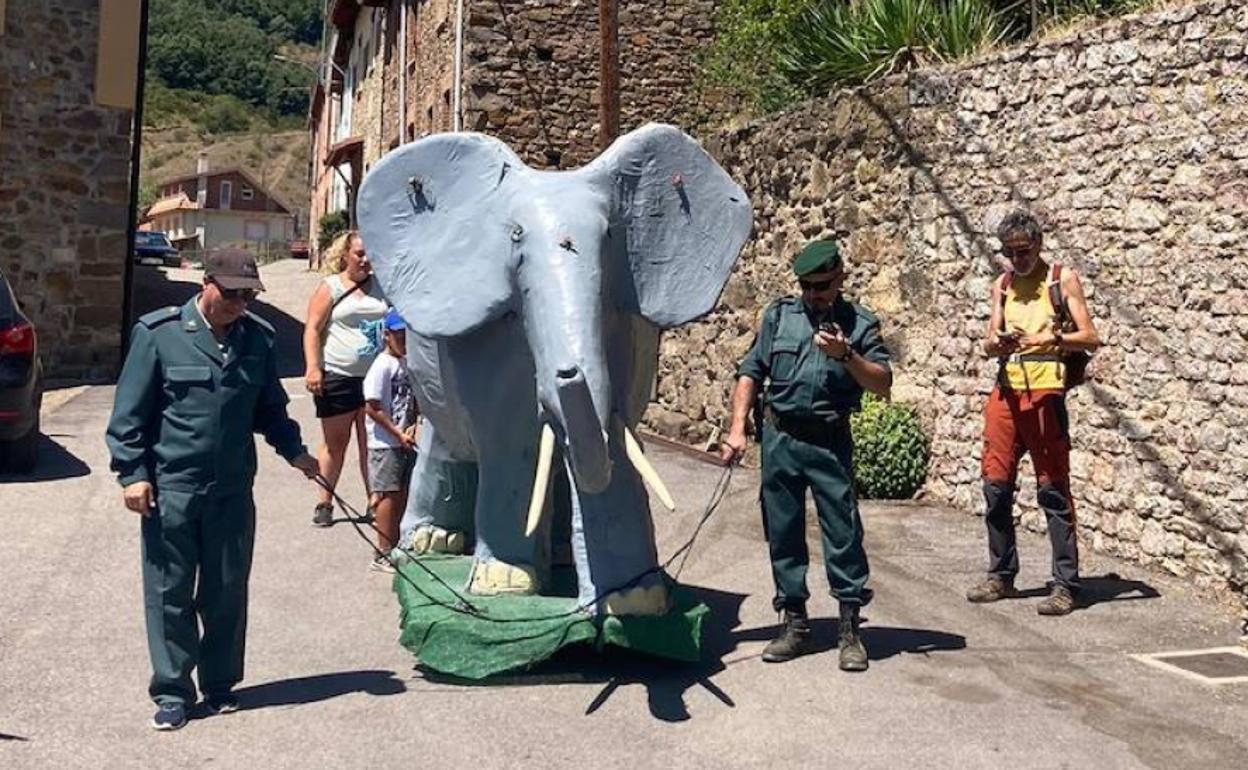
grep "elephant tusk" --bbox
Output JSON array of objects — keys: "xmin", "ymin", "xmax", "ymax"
[
  {"xmin": 624, "ymin": 426, "xmax": 676, "ymax": 512},
  {"xmin": 525, "ymin": 424, "xmax": 557, "ymax": 537}
]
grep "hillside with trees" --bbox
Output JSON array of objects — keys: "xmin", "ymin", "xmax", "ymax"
[{"xmin": 140, "ymin": 0, "xmax": 323, "ymax": 232}]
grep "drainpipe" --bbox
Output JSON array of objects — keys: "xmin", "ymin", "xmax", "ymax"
[
  {"xmin": 122, "ymin": 0, "xmax": 152, "ymax": 349},
  {"xmin": 399, "ymin": 0, "xmax": 408, "ymax": 143},
  {"xmin": 453, "ymin": 0, "xmax": 464, "ymax": 131}
]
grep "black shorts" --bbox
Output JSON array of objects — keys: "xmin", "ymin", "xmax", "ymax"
[{"xmin": 314, "ymin": 372, "xmax": 365, "ymax": 418}]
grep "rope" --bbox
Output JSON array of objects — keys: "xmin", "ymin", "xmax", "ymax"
[{"xmin": 311, "ymin": 461, "xmax": 735, "ymax": 626}]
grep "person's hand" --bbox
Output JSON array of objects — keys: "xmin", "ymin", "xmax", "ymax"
[
  {"xmin": 291, "ymin": 453, "xmax": 320, "ymax": 479},
  {"xmin": 720, "ymin": 430, "xmax": 747, "ymax": 466},
  {"xmin": 992, "ymin": 329, "xmax": 1022, "ymax": 355},
  {"xmin": 400, "ymin": 432, "xmax": 417, "ymax": 450},
  {"xmin": 1013, "ymin": 327, "xmax": 1055, "ymax": 348},
  {"xmin": 813, "ymin": 327, "xmax": 850, "ymax": 360},
  {"xmin": 123, "ymin": 481, "xmax": 156, "ymax": 516},
  {"xmin": 305, "ymin": 368, "xmax": 323, "ymax": 396}
]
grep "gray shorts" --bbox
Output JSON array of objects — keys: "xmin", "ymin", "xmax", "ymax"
[{"xmin": 368, "ymin": 447, "xmax": 416, "ymax": 493}]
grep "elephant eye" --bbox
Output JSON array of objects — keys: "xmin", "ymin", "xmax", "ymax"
[{"xmin": 511, "ymin": 225, "xmax": 524, "ymax": 243}]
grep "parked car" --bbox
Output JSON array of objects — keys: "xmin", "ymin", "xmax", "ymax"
[
  {"xmin": 0, "ymin": 264, "xmax": 42, "ymax": 473},
  {"xmin": 289, "ymin": 239, "xmax": 310, "ymax": 260},
  {"xmin": 133, "ymin": 231, "xmax": 181, "ymax": 267}
]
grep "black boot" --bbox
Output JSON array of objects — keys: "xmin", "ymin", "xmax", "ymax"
[
  {"xmin": 837, "ymin": 602, "xmax": 868, "ymax": 672},
  {"xmin": 762, "ymin": 608, "xmax": 812, "ymax": 663}
]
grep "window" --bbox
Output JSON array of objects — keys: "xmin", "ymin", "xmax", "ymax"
[
  {"xmin": 220, "ymin": 180, "xmax": 233, "ymax": 210},
  {"xmin": 241, "ymin": 186, "xmax": 254, "ymax": 201}
]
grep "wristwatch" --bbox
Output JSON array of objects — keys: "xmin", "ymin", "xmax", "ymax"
[{"xmin": 1053, "ymin": 330, "xmax": 1064, "ymax": 347}]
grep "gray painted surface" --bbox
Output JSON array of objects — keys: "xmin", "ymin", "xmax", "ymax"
[{"xmin": 358, "ymin": 124, "xmax": 752, "ymax": 608}]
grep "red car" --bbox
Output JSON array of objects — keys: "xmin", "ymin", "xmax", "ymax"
[
  {"xmin": 0, "ymin": 264, "xmax": 42, "ymax": 472},
  {"xmin": 289, "ymin": 239, "xmax": 310, "ymax": 260}
]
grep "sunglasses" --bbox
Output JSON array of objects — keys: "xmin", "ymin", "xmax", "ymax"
[
  {"xmin": 212, "ymin": 282, "xmax": 257, "ymax": 301},
  {"xmin": 1000, "ymin": 245, "xmax": 1035, "ymax": 259},
  {"xmin": 799, "ymin": 277, "xmax": 839, "ymax": 292}
]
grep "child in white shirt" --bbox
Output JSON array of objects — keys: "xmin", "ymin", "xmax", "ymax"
[{"xmin": 362, "ymin": 309, "xmax": 418, "ymax": 572}]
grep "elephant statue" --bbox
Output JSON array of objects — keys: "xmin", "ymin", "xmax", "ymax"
[{"xmin": 357, "ymin": 123, "xmax": 751, "ymax": 616}]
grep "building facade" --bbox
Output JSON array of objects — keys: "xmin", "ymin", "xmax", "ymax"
[
  {"xmin": 145, "ymin": 158, "xmax": 295, "ymax": 255},
  {"xmin": 308, "ymin": 0, "xmax": 719, "ymax": 264},
  {"xmin": 0, "ymin": 0, "xmax": 141, "ymax": 379}
]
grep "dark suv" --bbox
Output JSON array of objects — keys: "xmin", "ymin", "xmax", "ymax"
[
  {"xmin": 134, "ymin": 231, "xmax": 181, "ymax": 267},
  {"xmin": 0, "ymin": 265, "xmax": 42, "ymax": 472}
]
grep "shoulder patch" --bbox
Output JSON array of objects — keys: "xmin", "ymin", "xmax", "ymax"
[
  {"xmin": 852, "ymin": 302, "xmax": 881, "ymax": 324},
  {"xmin": 138, "ymin": 306, "xmax": 181, "ymax": 328},
  {"xmin": 244, "ymin": 311, "xmax": 275, "ymax": 335},
  {"xmin": 769, "ymin": 296, "xmax": 802, "ymax": 313}
]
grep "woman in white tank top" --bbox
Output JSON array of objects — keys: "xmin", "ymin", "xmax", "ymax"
[{"xmin": 303, "ymin": 231, "xmax": 388, "ymax": 526}]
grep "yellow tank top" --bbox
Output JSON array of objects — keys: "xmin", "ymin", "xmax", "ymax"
[{"xmin": 1001, "ymin": 265, "xmax": 1064, "ymax": 392}]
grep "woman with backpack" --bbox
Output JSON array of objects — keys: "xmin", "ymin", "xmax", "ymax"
[
  {"xmin": 966, "ymin": 211, "xmax": 1101, "ymax": 616},
  {"xmin": 303, "ymin": 230, "xmax": 389, "ymax": 527}
]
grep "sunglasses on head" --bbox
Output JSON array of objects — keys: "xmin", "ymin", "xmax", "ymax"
[
  {"xmin": 211, "ymin": 281, "xmax": 257, "ymax": 301},
  {"xmin": 799, "ymin": 277, "xmax": 837, "ymax": 292}
]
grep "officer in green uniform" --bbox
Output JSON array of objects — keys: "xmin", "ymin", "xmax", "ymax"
[
  {"xmin": 722, "ymin": 240, "xmax": 893, "ymax": 672},
  {"xmin": 106, "ymin": 248, "xmax": 319, "ymax": 731}
]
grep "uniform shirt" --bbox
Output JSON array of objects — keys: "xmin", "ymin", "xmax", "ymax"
[
  {"xmin": 738, "ymin": 296, "xmax": 892, "ymax": 419},
  {"xmin": 106, "ymin": 297, "xmax": 307, "ymax": 495}
]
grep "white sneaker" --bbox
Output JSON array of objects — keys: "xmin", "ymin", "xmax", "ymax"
[{"xmin": 369, "ymin": 555, "xmax": 395, "ymax": 574}]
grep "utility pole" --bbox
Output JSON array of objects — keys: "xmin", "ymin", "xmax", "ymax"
[{"xmin": 598, "ymin": 0, "xmax": 619, "ymax": 151}]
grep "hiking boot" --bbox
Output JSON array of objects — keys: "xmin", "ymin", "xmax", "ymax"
[
  {"xmin": 837, "ymin": 602, "xmax": 869, "ymax": 673},
  {"xmin": 203, "ymin": 692, "xmax": 239, "ymax": 716},
  {"xmin": 1037, "ymin": 584, "xmax": 1075, "ymax": 616},
  {"xmin": 966, "ymin": 575, "xmax": 1015, "ymax": 603},
  {"xmin": 369, "ymin": 554, "xmax": 396, "ymax": 574},
  {"xmin": 312, "ymin": 502, "xmax": 334, "ymax": 527},
  {"xmin": 761, "ymin": 609, "xmax": 812, "ymax": 663},
  {"xmin": 151, "ymin": 702, "xmax": 187, "ymax": 731}
]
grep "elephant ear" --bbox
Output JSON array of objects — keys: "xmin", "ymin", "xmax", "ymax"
[
  {"xmin": 584, "ymin": 123, "xmax": 753, "ymax": 329},
  {"xmin": 357, "ymin": 133, "xmax": 524, "ymax": 338}
]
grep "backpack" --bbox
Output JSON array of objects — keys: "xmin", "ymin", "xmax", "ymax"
[{"xmin": 999, "ymin": 263, "xmax": 1091, "ymax": 389}]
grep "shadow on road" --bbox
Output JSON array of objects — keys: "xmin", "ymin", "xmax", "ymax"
[
  {"xmin": 131, "ymin": 265, "xmax": 308, "ymax": 377},
  {"xmin": 1076, "ymin": 572, "xmax": 1161, "ymax": 610},
  {"xmin": 0, "ymin": 435, "xmax": 90, "ymax": 483},
  {"xmin": 229, "ymin": 669, "xmax": 407, "ymax": 712},
  {"xmin": 430, "ymin": 584, "xmax": 968, "ymax": 722}
]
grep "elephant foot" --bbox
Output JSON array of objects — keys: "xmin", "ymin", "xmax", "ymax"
[
  {"xmin": 468, "ymin": 560, "xmax": 538, "ymax": 595},
  {"xmin": 603, "ymin": 583, "xmax": 670, "ymax": 616},
  {"xmin": 409, "ymin": 525, "xmax": 467, "ymax": 555}
]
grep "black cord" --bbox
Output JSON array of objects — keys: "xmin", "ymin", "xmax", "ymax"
[{"xmin": 311, "ymin": 462, "xmax": 735, "ymax": 625}]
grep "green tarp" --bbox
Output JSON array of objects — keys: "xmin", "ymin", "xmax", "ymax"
[{"xmin": 393, "ymin": 555, "xmax": 708, "ymax": 680}]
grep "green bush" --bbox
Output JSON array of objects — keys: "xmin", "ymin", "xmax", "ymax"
[
  {"xmin": 778, "ymin": 0, "xmax": 1011, "ymax": 92},
  {"xmin": 318, "ymin": 210, "xmax": 350, "ymax": 249},
  {"xmin": 850, "ymin": 393, "xmax": 930, "ymax": 499},
  {"xmin": 699, "ymin": 0, "xmax": 813, "ymax": 115}
]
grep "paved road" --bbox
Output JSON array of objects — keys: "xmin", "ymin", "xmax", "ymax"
[{"xmin": 1, "ymin": 261, "xmax": 1245, "ymax": 768}]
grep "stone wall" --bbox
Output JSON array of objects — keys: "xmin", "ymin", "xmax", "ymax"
[
  {"xmin": 461, "ymin": 0, "xmax": 718, "ymax": 169},
  {"xmin": 647, "ymin": 0, "xmax": 1248, "ymax": 608},
  {"xmin": 0, "ymin": 0, "xmax": 134, "ymax": 380}
]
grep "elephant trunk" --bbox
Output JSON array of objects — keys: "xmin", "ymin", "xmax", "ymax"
[{"xmin": 555, "ymin": 365, "xmax": 612, "ymax": 494}]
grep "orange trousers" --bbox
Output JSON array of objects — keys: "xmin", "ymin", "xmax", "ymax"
[{"xmin": 981, "ymin": 387, "xmax": 1070, "ymax": 488}]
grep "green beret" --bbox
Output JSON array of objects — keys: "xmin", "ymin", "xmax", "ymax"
[{"xmin": 792, "ymin": 240, "xmax": 842, "ymax": 276}]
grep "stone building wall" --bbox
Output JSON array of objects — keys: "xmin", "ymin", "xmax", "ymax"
[
  {"xmin": 408, "ymin": 0, "xmax": 457, "ymax": 136},
  {"xmin": 647, "ymin": 0, "xmax": 1248, "ymax": 607},
  {"xmin": 0, "ymin": 1, "xmax": 135, "ymax": 380},
  {"xmin": 461, "ymin": 0, "xmax": 718, "ymax": 169}
]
